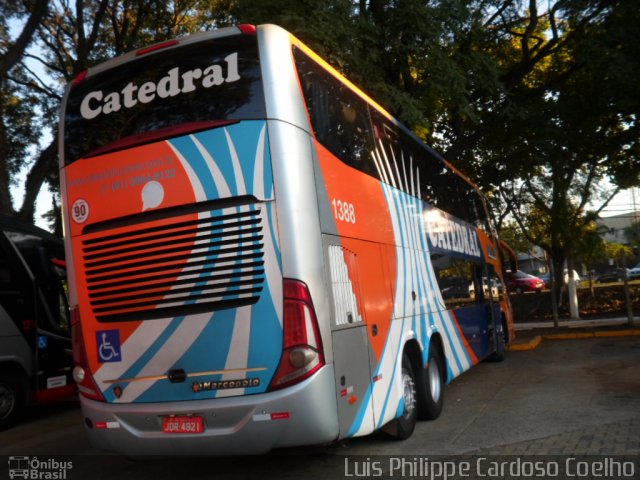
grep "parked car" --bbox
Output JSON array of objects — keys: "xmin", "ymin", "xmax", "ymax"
[
  {"xmin": 629, "ymin": 265, "xmax": 640, "ymax": 280},
  {"xmin": 595, "ymin": 268, "xmax": 629, "ymax": 283},
  {"xmin": 506, "ymin": 270, "xmax": 546, "ymax": 294}
]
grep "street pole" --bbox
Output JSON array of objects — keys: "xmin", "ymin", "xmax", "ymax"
[{"xmin": 567, "ymin": 259, "xmax": 580, "ymax": 320}]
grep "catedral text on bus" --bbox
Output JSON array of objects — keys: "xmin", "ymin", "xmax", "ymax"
[{"xmin": 58, "ymin": 23, "xmax": 518, "ymax": 455}]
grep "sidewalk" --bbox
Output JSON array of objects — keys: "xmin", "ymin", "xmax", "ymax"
[{"xmin": 509, "ymin": 316, "xmax": 640, "ymax": 350}]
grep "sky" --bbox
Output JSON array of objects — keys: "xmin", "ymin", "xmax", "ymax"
[
  {"xmin": 598, "ymin": 188, "xmax": 640, "ymax": 220},
  {"xmin": 13, "ymin": 168, "xmax": 55, "ymax": 231}
]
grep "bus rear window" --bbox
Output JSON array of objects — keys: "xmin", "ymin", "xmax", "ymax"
[{"xmin": 63, "ymin": 34, "xmax": 265, "ymax": 163}]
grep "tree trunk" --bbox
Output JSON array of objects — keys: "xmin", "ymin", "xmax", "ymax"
[
  {"xmin": 548, "ymin": 258, "xmax": 559, "ymax": 327},
  {"xmin": 18, "ymin": 138, "xmax": 57, "ymax": 224},
  {"xmin": 621, "ymin": 255, "xmax": 636, "ymax": 327},
  {"xmin": 0, "ymin": 0, "xmax": 50, "ymax": 78},
  {"xmin": 0, "ymin": 79, "xmax": 16, "ymax": 216},
  {"xmin": 551, "ymin": 253, "xmax": 566, "ymax": 320}
]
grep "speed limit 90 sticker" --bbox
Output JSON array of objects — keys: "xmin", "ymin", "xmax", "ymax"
[{"xmin": 71, "ymin": 198, "xmax": 90, "ymax": 224}]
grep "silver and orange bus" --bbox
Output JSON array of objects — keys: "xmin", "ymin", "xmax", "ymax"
[{"xmin": 59, "ymin": 24, "xmax": 515, "ymax": 455}]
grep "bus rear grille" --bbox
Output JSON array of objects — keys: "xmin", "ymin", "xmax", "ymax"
[{"xmin": 81, "ymin": 207, "xmax": 265, "ymax": 322}]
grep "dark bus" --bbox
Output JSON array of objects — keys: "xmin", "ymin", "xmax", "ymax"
[{"xmin": 0, "ymin": 215, "xmax": 75, "ymax": 429}]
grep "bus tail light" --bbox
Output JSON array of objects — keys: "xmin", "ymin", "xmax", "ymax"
[
  {"xmin": 269, "ymin": 280, "xmax": 325, "ymax": 390},
  {"xmin": 238, "ymin": 24, "xmax": 257, "ymax": 35},
  {"xmin": 136, "ymin": 40, "xmax": 179, "ymax": 56},
  {"xmin": 72, "ymin": 70, "xmax": 88, "ymax": 85},
  {"xmin": 71, "ymin": 307, "xmax": 105, "ymax": 402}
]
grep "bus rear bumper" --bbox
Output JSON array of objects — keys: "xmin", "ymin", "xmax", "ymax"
[{"xmin": 79, "ymin": 365, "xmax": 338, "ymax": 456}]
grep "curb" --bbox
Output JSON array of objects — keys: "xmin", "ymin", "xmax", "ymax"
[
  {"xmin": 507, "ymin": 329, "xmax": 640, "ymax": 351},
  {"xmin": 508, "ymin": 335, "xmax": 542, "ymax": 351}
]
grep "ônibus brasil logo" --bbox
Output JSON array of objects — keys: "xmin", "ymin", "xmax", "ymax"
[
  {"xmin": 79, "ymin": 52, "xmax": 240, "ymax": 120},
  {"xmin": 8, "ymin": 456, "xmax": 73, "ymax": 480}
]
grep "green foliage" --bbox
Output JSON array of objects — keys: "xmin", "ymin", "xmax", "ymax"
[
  {"xmin": 496, "ymin": 221, "xmax": 535, "ymax": 256},
  {"xmin": 0, "ymin": 1, "xmax": 46, "ymax": 214},
  {"xmin": 625, "ymin": 221, "xmax": 640, "ymax": 246},
  {"xmin": 603, "ymin": 241, "xmax": 634, "ymax": 262},
  {"xmin": 482, "ymin": 1, "xmax": 640, "ymax": 293},
  {"xmin": 0, "ymin": 73, "xmax": 41, "ymax": 181},
  {"xmin": 0, "ymin": 0, "xmax": 638, "ymax": 263}
]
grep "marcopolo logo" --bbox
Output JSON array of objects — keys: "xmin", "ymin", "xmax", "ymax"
[
  {"xmin": 192, "ymin": 378, "xmax": 260, "ymax": 393},
  {"xmin": 8, "ymin": 456, "xmax": 73, "ymax": 480},
  {"xmin": 79, "ymin": 52, "xmax": 240, "ymax": 120}
]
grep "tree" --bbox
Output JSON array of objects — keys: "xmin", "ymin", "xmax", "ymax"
[
  {"xmin": 482, "ymin": 1, "xmax": 640, "ymax": 308},
  {"xmin": 0, "ymin": 0, "xmax": 49, "ymax": 78},
  {"xmin": 1, "ymin": 0, "xmax": 225, "ymax": 229},
  {"xmin": 1, "ymin": 0, "xmax": 638, "ymax": 284},
  {"xmin": 625, "ymin": 220, "xmax": 640, "ymax": 247},
  {"xmin": 494, "ymin": 220, "xmax": 536, "ymax": 259},
  {"xmin": 0, "ymin": 0, "xmax": 50, "ymax": 218}
]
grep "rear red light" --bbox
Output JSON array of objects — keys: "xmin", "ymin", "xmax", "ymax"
[
  {"xmin": 71, "ymin": 307, "xmax": 105, "ymax": 402},
  {"xmin": 136, "ymin": 40, "xmax": 179, "ymax": 56},
  {"xmin": 238, "ymin": 24, "xmax": 257, "ymax": 35},
  {"xmin": 72, "ymin": 70, "xmax": 88, "ymax": 85},
  {"xmin": 269, "ymin": 279, "xmax": 325, "ymax": 390},
  {"xmin": 21, "ymin": 319, "xmax": 36, "ymax": 331}
]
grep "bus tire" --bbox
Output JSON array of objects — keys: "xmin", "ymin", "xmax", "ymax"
[
  {"xmin": 417, "ymin": 345, "xmax": 444, "ymax": 420},
  {"xmin": 487, "ymin": 317, "xmax": 508, "ymax": 362},
  {"xmin": 492, "ymin": 319, "xmax": 508, "ymax": 362},
  {"xmin": 0, "ymin": 369, "xmax": 28, "ymax": 431},
  {"xmin": 384, "ymin": 354, "xmax": 417, "ymax": 440}
]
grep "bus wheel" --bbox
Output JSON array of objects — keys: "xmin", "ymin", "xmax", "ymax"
[
  {"xmin": 0, "ymin": 370, "xmax": 27, "ymax": 431},
  {"xmin": 385, "ymin": 354, "xmax": 417, "ymax": 440},
  {"xmin": 417, "ymin": 345, "xmax": 444, "ymax": 420}
]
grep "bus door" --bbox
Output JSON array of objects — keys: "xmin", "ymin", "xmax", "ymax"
[
  {"xmin": 434, "ymin": 255, "xmax": 493, "ymax": 361},
  {"xmin": 32, "ymin": 256, "xmax": 73, "ymax": 400},
  {"xmin": 485, "ymin": 263, "xmax": 506, "ymax": 356},
  {"xmin": 324, "ymin": 238, "xmax": 377, "ymax": 438}
]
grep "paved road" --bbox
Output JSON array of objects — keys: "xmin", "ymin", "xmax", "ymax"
[{"xmin": 1, "ymin": 336, "xmax": 639, "ymax": 479}]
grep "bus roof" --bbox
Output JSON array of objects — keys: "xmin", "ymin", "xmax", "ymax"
[{"xmin": 0, "ymin": 214, "xmax": 62, "ymax": 244}]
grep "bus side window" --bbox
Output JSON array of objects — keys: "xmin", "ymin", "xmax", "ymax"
[
  {"xmin": 486, "ymin": 264, "xmax": 504, "ymax": 302},
  {"xmin": 51, "ymin": 261, "xmax": 70, "ymax": 333},
  {"xmin": 294, "ymin": 47, "xmax": 376, "ymax": 178},
  {"xmin": 0, "ymin": 242, "xmax": 31, "ymax": 329},
  {"xmin": 4, "ymin": 231, "xmax": 70, "ymax": 335},
  {"xmin": 0, "ymin": 264, "xmax": 12, "ymax": 290},
  {"xmin": 432, "ymin": 255, "xmax": 485, "ymax": 308}
]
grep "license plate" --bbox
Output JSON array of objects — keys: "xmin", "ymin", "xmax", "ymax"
[{"xmin": 162, "ymin": 415, "xmax": 204, "ymax": 434}]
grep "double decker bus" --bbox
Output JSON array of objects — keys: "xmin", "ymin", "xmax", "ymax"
[{"xmin": 59, "ymin": 24, "xmax": 516, "ymax": 455}]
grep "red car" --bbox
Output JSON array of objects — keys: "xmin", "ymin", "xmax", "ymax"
[{"xmin": 506, "ymin": 270, "xmax": 546, "ymax": 293}]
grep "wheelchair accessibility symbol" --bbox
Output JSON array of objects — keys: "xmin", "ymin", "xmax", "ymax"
[{"xmin": 96, "ymin": 330, "xmax": 122, "ymax": 363}]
